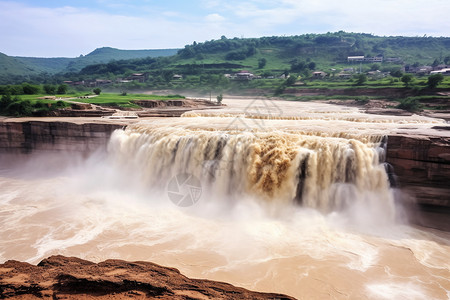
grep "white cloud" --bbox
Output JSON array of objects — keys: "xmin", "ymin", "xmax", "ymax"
[
  {"xmin": 205, "ymin": 13, "xmax": 225, "ymax": 22},
  {"xmin": 0, "ymin": 1, "xmax": 223, "ymax": 57},
  {"xmin": 204, "ymin": 0, "xmax": 450, "ymax": 36},
  {"xmin": 0, "ymin": 0, "xmax": 448, "ymax": 57}
]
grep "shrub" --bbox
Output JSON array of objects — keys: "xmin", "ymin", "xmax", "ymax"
[
  {"xmin": 427, "ymin": 74, "xmax": 444, "ymax": 89},
  {"xmin": 56, "ymin": 84, "xmax": 68, "ymax": 95},
  {"xmin": 216, "ymin": 94, "xmax": 223, "ymax": 104},
  {"xmin": 43, "ymin": 84, "xmax": 56, "ymax": 94},
  {"xmin": 396, "ymin": 98, "xmax": 422, "ymax": 112},
  {"xmin": 354, "ymin": 74, "xmax": 367, "ymax": 86}
]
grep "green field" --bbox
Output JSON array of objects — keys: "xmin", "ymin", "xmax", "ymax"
[
  {"xmin": 74, "ymin": 93, "xmax": 185, "ymax": 108},
  {"xmin": 18, "ymin": 93, "xmax": 186, "ymax": 109}
]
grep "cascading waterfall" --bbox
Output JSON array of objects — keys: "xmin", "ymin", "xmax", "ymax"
[{"xmin": 108, "ymin": 121, "xmax": 395, "ymax": 220}]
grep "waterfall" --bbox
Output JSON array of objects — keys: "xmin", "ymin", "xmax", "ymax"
[{"xmin": 108, "ymin": 122, "xmax": 395, "ymax": 219}]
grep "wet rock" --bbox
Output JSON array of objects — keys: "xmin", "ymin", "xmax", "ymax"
[
  {"xmin": 0, "ymin": 121, "xmax": 123, "ymax": 154},
  {"xmin": 0, "ymin": 255, "xmax": 294, "ymax": 299},
  {"xmin": 387, "ymin": 134, "xmax": 450, "ymax": 208}
]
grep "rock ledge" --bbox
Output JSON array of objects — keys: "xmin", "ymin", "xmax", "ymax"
[{"xmin": 0, "ymin": 255, "xmax": 294, "ymax": 299}]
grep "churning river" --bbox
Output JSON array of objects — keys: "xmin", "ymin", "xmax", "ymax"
[{"xmin": 0, "ymin": 99, "xmax": 449, "ymax": 299}]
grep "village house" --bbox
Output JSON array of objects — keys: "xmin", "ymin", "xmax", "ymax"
[
  {"xmin": 405, "ymin": 65, "xmax": 433, "ymax": 75},
  {"xmin": 83, "ymin": 79, "xmax": 112, "ymax": 87},
  {"xmin": 126, "ymin": 73, "xmax": 148, "ymax": 83},
  {"xmin": 347, "ymin": 56, "xmax": 365, "ymax": 62},
  {"xmin": 364, "ymin": 56, "xmax": 383, "ymax": 63},
  {"xmin": 312, "ymin": 71, "xmax": 327, "ymax": 78},
  {"xmin": 64, "ymin": 80, "xmax": 84, "ymax": 86},
  {"xmin": 432, "ymin": 65, "xmax": 450, "ymax": 71},
  {"xmin": 347, "ymin": 56, "xmax": 383, "ymax": 63},
  {"xmin": 430, "ymin": 68, "xmax": 450, "ymax": 75},
  {"xmin": 116, "ymin": 78, "xmax": 132, "ymax": 83},
  {"xmin": 235, "ymin": 70, "xmax": 254, "ymax": 80},
  {"xmin": 337, "ymin": 72, "xmax": 352, "ymax": 78}
]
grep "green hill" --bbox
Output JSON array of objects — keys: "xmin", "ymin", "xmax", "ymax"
[
  {"xmin": 72, "ymin": 33, "xmax": 450, "ymax": 79},
  {"xmin": 0, "ymin": 52, "xmax": 36, "ymax": 75},
  {"xmin": 0, "ymin": 47, "xmax": 179, "ymax": 80},
  {"xmin": 1, "ymin": 32, "xmax": 449, "ymax": 85}
]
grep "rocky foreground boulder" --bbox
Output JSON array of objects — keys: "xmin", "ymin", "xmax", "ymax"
[{"xmin": 0, "ymin": 255, "xmax": 294, "ymax": 299}]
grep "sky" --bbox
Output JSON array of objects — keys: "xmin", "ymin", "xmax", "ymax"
[{"xmin": 0, "ymin": 0, "xmax": 449, "ymax": 57}]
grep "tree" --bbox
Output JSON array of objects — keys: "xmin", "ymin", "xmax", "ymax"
[
  {"xmin": 0, "ymin": 94, "xmax": 13, "ymax": 112},
  {"xmin": 0, "ymin": 95, "xmax": 32, "ymax": 117},
  {"xmin": 7, "ymin": 99, "xmax": 33, "ymax": 117},
  {"xmin": 427, "ymin": 74, "xmax": 444, "ymax": 89},
  {"xmin": 286, "ymin": 75, "xmax": 297, "ymax": 86},
  {"xmin": 216, "ymin": 94, "xmax": 223, "ymax": 104},
  {"xmin": 43, "ymin": 84, "xmax": 56, "ymax": 95},
  {"xmin": 396, "ymin": 98, "xmax": 422, "ymax": 112},
  {"xmin": 390, "ymin": 70, "xmax": 403, "ymax": 78},
  {"xmin": 354, "ymin": 74, "xmax": 367, "ymax": 86},
  {"xmin": 56, "ymin": 84, "xmax": 68, "ymax": 94},
  {"xmin": 93, "ymin": 88, "xmax": 101, "ymax": 95},
  {"xmin": 431, "ymin": 59, "xmax": 440, "ymax": 67},
  {"xmin": 401, "ymin": 74, "xmax": 413, "ymax": 87},
  {"xmin": 370, "ymin": 63, "xmax": 380, "ymax": 71},
  {"xmin": 22, "ymin": 83, "xmax": 40, "ymax": 95},
  {"xmin": 258, "ymin": 58, "xmax": 267, "ymax": 69},
  {"xmin": 445, "ymin": 56, "xmax": 450, "ymax": 65}
]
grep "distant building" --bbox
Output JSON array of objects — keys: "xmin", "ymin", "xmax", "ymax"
[
  {"xmin": 385, "ymin": 57, "xmax": 403, "ymax": 63},
  {"xmin": 84, "ymin": 79, "xmax": 112, "ymax": 87},
  {"xmin": 235, "ymin": 70, "xmax": 254, "ymax": 80},
  {"xmin": 338, "ymin": 72, "xmax": 352, "ymax": 78},
  {"xmin": 364, "ymin": 56, "xmax": 383, "ymax": 63},
  {"xmin": 348, "ymin": 56, "xmax": 365, "ymax": 62},
  {"xmin": 347, "ymin": 56, "xmax": 383, "ymax": 63},
  {"xmin": 430, "ymin": 68, "xmax": 450, "ymax": 75},
  {"xmin": 127, "ymin": 73, "xmax": 148, "ymax": 83},
  {"xmin": 116, "ymin": 78, "xmax": 132, "ymax": 83},
  {"xmin": 312, "ymin": 71, "xmax": 327, "ymax": 78},
  {"xmin": 64, "ymin": 80, "xmax": 84, "ymax": 86},
  {"xmin": 173, "ymin": 74, "xmax": 183, "ymax": 80},
  {"xmin": 433, "ymin": 65, "xmax": 449, "ymax": 71},
  {"xmin": 405, "ymin": 65, "xmax": 433, "ymax": 75}
]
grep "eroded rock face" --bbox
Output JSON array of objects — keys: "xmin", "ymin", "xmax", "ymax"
[
  {"xmin": 0, "ymin": 256, "xmax": 294, "ymax": 299},
  {"xmin": 0, "ymin": 121, "xmax": 123, "ymax": 154},
  {"xmin": 386, "ymin": 134, "xmax": 450, "ymax": 208}
]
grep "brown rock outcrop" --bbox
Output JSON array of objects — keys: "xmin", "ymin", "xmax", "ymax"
[
  {"xmin": 0, "ymin": 255, "xmax": 294, "ymax": 299},
  {"xmin": 0, "ymin": 120, "xmax": 123, "ymax": 154},
  {"xmin": 386, "ymin": 134, "xmax": 450, "ymax": 208}
]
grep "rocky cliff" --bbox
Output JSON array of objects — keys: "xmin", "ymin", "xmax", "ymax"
[
  {"xmin": 0, "ymin": 119, "xmax": 124, "ymax": 154},
  {"xmin": 386, "ymin": 133, "xmax": 450, "ymax": 208},
  {"xmin": 0, "ymin": 255, "xmax": 294, "ymax": 299}
]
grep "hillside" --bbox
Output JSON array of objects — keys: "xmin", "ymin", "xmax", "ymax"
[
  {"xmin": 0, "ymin": 47, "xmax": 179, "ymax": 81},
  {"xmin": 71, "ymin": 33, "xmax": 450, "ymax": 79},
  {"xmin": 0, "ymin": 52, "xmax": 35, "ymax": 75},
  {"xmin": 1, "ymin": 32, "xmax": 449, "ymax": 85}
]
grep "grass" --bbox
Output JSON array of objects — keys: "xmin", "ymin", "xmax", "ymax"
[
  {"xmin": 17, "ymin": 93, "xmax": 185, "ymax": 109},
  {"xmin": 74, "ymin": 93, "xmax": 185, "ymax": 108},
  {"xmin": 19, "ymin": 94, "xmax": 73, "ymax": 106}
]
